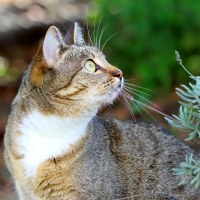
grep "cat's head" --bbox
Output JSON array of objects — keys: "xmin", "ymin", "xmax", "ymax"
[{"xmin": 28, "ymin": 22, "xmax": 123, "ymax": 117}]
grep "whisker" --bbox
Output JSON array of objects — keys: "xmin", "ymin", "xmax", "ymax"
[
  {"xmin": 122, "ymin": 89, "xmax": 144, "ymax": 118},
  {"xmin": 121, "ymin": 87, "xmax": 174, "ymax": 120},
  {"xmin": 101, "ymin": 31, "xmax": 120, "ymax": 51},
  {"xmin": 131, "ymin": 98, "xmax": 174, "ymax": 120},
  {"xmin": 121, "ymin": 91, "xmax": 136, "ymax": 122},
  {"xmin": 123, "ymin": 86, "xmax": 151, "ymax": 97},
  {"xmin": 98, "ymin": 23, "xmax": 110, "ymax": 49},
  {"xmin": 124, "ymin": 82, "xmax": 152, "ymax": 91},
  {"xmin": 85, "ymin": 13, "xmax": 94, "ymax": 46},
  {"xmin": 95, "ymin": 16, "xmax": 103, "ymax": 47},
  {"xmin": 92, "ymin": 15, "xmax": 97, "ymax": 47},
  {"xmin": 83, "ymin": 10, "xmax": 88, "ymax": 45},
  {"xmin": 125, "ymin": 89, "xmax": 161, "ymax": 110},
  {"xmin": 133, "ymin": 99, "xmax": 156, "ymax": 121},
  {"xmin": 116, "ymin": 96, "xmax": 123, "ymax": 104}
]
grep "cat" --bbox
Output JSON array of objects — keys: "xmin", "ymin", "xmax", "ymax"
[{"xmin": 4, "ymin": 22, "xmax": 200, "ymax": 200}]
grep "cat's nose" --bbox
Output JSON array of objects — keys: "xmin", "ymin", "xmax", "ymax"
[{"xmin": 112, "ymin": 70, "xmax": 123, "ymax": 79}]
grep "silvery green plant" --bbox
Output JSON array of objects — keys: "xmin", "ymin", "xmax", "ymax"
[{"xmin": 165, "ymin": 51, "xmax": 200, "ymax": 188}]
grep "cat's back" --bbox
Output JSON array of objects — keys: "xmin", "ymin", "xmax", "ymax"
[{"xmin": 81, "ymin": 117, "xmax": 200, "ymax": 200}]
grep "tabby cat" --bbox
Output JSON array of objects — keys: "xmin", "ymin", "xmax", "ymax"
[{"xmin": 4, "ymin": 22, "xmax": 200, "ymax": 200}]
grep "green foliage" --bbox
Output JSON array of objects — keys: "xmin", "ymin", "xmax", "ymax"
[
  {"xmin": 90, "ymin": 0, "xmax": 200, "ymax": 96},
  {"xmin": 166, "ymin": 75, "xmax": 200, "ymax": 140},
  {"xmin": 0, "ymin": 57, "xmax": 19, "ymax": 85},
  {"xmin": 165, "ymin": 52, "xmax": 200, "ymax": 188},
  {"xmin": 0, "ymin": 63, "xmax": 7, "ymax": 77},
  {"xmin": 173, "ymin": 154, "xmax": 200, "ymax": 189}
]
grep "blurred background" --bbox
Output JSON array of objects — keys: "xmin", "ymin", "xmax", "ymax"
[{"xmin": 0, "ymin": 0, "xmax": 200, "ymax": 199}]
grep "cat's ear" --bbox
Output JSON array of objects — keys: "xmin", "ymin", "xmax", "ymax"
[
  {"xmin": 64, "ymin": 22, "xmax": 85, "ymax": 46},
  {"xmin": 43, "ymin": 26, "xmax": 64, "ymax": 67},
  {"xmin": 30, "ymin": 26, "xmax": 64, "ymax": 87}
]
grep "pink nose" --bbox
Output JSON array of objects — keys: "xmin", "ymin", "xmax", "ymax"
[{"xmin": 112, "ymin": 70, "xmax": 123, "ymax": 79}]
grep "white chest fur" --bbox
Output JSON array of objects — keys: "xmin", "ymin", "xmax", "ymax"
[{"xmin": 18, "ymin": 110, "xmax": 92, "ymax": 177}]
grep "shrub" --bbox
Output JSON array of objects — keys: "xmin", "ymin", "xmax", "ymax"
[{"xmin": 165, "ymin": 51, "xmax": 200, "ymax": 188}]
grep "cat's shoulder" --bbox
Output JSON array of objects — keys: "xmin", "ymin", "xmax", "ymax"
[
  {"xmin": 91, "ymin": 116, "xmax": 192, "ymax": 152},
  {"xmin": 91, "ymin": 116, "xmax": 169, "ymax": 138}
]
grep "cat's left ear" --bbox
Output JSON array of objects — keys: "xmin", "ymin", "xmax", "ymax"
[
  {"xmin": 43, "ymin": 26, "xmax": 64, "ymax": 67},
  {"xmin": 64, "ymin": 22, "xmax": 85, "ymax": 46}
]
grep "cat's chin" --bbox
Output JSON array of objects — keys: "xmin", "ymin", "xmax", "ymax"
[
  {"xmin": 103, "ymin": 87, "xmax": 122, "ymax": 105},
  {"xmin": 103, "ymin": 78, "xmax": 123, "ymax": 105}
]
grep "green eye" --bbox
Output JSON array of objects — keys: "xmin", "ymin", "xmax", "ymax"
[{"xmin": 84, "ymin": 60, "xmax": 96, "ymax": 72}]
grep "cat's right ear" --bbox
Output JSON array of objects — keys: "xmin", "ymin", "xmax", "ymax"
[{"xmin": 43, "ymin": 26, "xmax": 64, "ymax": 67}]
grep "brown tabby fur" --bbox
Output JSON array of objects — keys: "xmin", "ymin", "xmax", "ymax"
[{"xmin": 4, "ymin": 23, "xmax": 200, "ymax": 200}]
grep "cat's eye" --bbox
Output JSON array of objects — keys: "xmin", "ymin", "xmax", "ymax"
[{"xmin": 84, "ymin": 60, "xmax": 96, "ymax": 73}]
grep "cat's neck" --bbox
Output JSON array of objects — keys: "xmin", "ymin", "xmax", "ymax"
[{"xmin": 18, "ymin": 109, "xmax": 94, "ymax": 177}]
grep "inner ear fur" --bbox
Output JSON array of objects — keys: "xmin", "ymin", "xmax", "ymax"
[{"xmin": 43, "ymin": 26, "xmax": 64, "ymax": 67}]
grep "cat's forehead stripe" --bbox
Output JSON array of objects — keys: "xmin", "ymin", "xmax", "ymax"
[
  {"xmin": 93, "ymin": 57, "xmax": 109, "ymax": 69},
  {"xmin": 94, "ymin": 58, "xmax": 103, "ymax": 67}
]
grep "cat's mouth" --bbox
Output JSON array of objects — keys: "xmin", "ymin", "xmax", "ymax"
[{"xmin": 103, "ymin": 77, "xmax": 123, "ymax": 104}]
